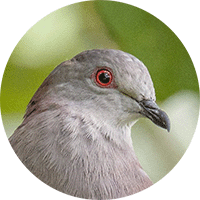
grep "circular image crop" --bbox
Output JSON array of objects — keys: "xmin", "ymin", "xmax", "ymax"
[{"xmin": 1, "ymin": 1, "xmax": 199, "ymax": 199}]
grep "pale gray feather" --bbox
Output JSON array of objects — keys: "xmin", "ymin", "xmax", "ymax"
[{"xmin": 9, "ymin": 49, "xmax": 170, "ymax": 199}]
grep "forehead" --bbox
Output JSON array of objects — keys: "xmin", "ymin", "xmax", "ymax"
[
  {"xmin": 73, "ymin": 49, "xmax": 135, "ymax": 64},
  {"xmin": 72, "ymin": 49, "xmax": 142, "ymax": 76},
  {"xmin": 72, "ymin": 49, "xmax": 155, "ymax": 100},
  {"xmin": 74, "ymin": 49, "xmax": 149, "ymax": 79}
]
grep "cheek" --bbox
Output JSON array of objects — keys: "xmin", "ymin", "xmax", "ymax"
[
  {"xmin": 121, "ymin": 96, "xmax": 142, "ymax": 114},
  {"xmin": 119, "ymin": 98, "xmax": 143, "ymax": 126}
]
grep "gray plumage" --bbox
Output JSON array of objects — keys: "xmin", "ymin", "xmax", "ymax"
[{"xmin": 9, "ymin": 49, "xmax": 170, "ymax": 199}]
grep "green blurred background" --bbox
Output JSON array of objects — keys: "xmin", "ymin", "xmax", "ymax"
[{"xmin": 1, "ymin": 1, "xmax": 199, "ymax": 183}]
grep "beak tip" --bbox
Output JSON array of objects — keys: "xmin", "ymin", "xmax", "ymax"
[
  {"xmin": 159, "ymin": 109, "xmax": 171, "ymax": 132},
  {"xmin": 166, "ymin": 123, "xmax": 170, "ymax": 132},
  {"xmin": 139, "ymin": 99, "xmax": 170, "ymax": 133}
]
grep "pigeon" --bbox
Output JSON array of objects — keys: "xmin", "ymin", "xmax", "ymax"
[{"xmin": 9, "ymin": 49, "xmax": 170, "ymax": 199}]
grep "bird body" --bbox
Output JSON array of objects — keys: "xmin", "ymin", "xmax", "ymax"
[{"xmin": 9, "ymin": 49, "xmax": 170, "ymax": 199}]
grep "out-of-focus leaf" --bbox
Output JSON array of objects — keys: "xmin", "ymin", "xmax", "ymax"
[
  {"xmin": 1, "ymin": 2, "xmax": 118, "ymax": 114},
  {"xmin": 94, "ymin": 1, "xmax": 199, "ymax": 101}
]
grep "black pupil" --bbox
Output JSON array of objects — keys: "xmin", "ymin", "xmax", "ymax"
[{"xmin": 99, "ymin": 72, "xmax": 110, "ymax": 83}]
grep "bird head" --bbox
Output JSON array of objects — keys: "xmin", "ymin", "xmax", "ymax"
[{"xmin": 28, "ymin": 49, "xmax": 170, "ymax": 132}]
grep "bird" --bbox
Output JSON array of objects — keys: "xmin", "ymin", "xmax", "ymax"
[{"xmin": 9, "ymin": 49, "xmax": 170, "ymax": 199}]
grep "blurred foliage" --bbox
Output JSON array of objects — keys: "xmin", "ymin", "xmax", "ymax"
[
  {"xmin": 94, "ymin": 1, "xmax": 199, "ymax": 101},
  {"xmin": 1, "ymin": 1, "xmax": 199, "ymax": 115},
  {"xmin": 0, "ymin": 0, "xmax": 199, "ymax": 184},
  {"xmin": 1, "ymin": 1, "xmax": 118, "ymax": 114},
  {"xmin": 1, "ymin": 1, "xmax": 198, "ymax": 116}
]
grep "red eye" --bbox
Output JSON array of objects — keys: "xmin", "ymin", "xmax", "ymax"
[{"xmin": 96, "ymin": 69, "xmax": 112, "ymax": 87}]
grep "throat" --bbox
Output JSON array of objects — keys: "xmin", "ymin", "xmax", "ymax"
[
  {"xmin": 65, "ymin": 135, "xmax": 153, "ymax": 199},
  {"xmin": 55, "ymin": 111, "xmax": 153, "ymax": 198},
  {"xmin": 61, "ymin": 124, "xmax": 152, "ymax": 198}
]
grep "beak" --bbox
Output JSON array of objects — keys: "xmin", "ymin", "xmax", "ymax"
[{"xmin": 139, "ymin": 99, "xmax": 170, "ymax": 132}]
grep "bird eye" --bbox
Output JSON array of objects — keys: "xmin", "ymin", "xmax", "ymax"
[{"xmin": 96, "ymin": 69, "xmax": 113, "ymax": 87}]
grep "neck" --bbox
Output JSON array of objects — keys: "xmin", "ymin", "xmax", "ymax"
[
  {"xmin": 14, "ymin": 103, "xmax": 153, "ymax": 199},
  {"xmin": 52, "ymin": 109, "xmax": 153, "ymax": 198}
]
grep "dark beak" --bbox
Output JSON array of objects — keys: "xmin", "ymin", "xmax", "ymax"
[{"xmin": 139, "ymin": 99, "xmax": 170, "ymax": 132}]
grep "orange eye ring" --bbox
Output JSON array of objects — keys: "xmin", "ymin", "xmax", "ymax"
[{"xmin": 96, "ymin": 69, "xmax": 112, "ymax": 87}]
